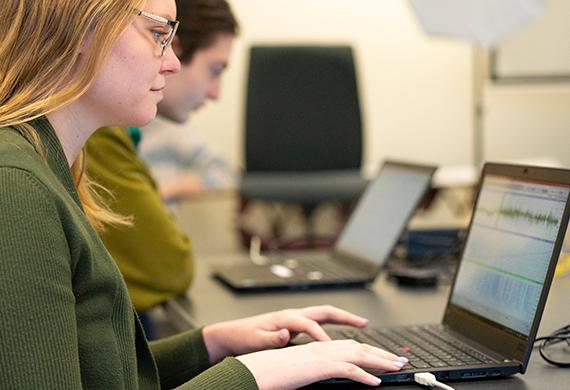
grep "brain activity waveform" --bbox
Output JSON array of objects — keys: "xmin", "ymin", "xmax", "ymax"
[{"xmin": 478, "ymin": 206, "xmax": 560, "ymax": 227}]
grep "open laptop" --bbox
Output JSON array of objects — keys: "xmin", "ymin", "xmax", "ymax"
[
  {"xmin": 212, "ymin": 160, "xmax": 437, "ymax": 291},
  {"xmin": 302, "ymin": 163, "xmax": 570, "ymax": 384}
]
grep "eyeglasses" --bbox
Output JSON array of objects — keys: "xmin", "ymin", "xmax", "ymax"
[{"xmin": 136, "ymin": 10, "xmax": 179, "ymax": 56}]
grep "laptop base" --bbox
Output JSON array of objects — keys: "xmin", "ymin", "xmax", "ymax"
[
  {"xmin": 212, "ymin": 268, "xmax": 372, "ymax": 292},
  {"xmin": 294, "ymin": 323, "xmax": 521, "ymax": 385}
]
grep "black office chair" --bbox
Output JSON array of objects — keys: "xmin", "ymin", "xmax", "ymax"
[{"xmin": 238, "ymin": 45, "xmax": 368, "ymax": 250}]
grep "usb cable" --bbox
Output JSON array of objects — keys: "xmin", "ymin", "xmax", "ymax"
[{"xmin": 414, "ymin": 373, "xmax": 455, "ymax": 390}]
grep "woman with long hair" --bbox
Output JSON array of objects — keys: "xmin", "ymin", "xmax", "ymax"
[{"xmin": 0, "ymin": 0, "xmax": 406, "ymax": 388}]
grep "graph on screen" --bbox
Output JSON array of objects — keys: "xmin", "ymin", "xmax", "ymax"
[
  {"xmin": 474, "ymin": 186, "xmax": 565, "ymax": 243},
  {"xmin": 478, "ymin": 206, "xmax": 559, "ymax": 227},
  {"xmin": 451, "ymin": 175, "xmax": 569, "ymax": 335}
]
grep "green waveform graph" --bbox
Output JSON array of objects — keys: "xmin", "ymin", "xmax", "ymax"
[{"xmin": 478, "ymin": 206, "xmax": 560, "ymax": 227}]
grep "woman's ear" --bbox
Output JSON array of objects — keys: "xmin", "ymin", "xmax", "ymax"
[
  {"xmin": 72, "ymin": 33, "xmax": 92, "ymax": 74},
  {"xmin": 79, "ymin": 31, "xmax": 94, "ymax": 55}
]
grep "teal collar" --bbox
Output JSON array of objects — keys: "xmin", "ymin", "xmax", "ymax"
[{"xmin": 127, "ymin": 127, "xmax": 142, "ymax": 149}]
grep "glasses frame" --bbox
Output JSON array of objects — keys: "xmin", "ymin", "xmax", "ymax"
[{"xmin": 136, "ymin": 10, "xmax": 179, "ymax": 56}]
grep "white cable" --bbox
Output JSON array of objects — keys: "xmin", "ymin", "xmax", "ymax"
[
  {"xmin": 414, "ymin": 372, "xmax": 455, "ymax": 390},
  {"xmin": 249, "ymin": 236, "xmax": 268, "ymax": 265}
]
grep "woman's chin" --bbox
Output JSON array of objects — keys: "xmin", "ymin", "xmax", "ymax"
[{"xmin": 128, "ymin": 107, "xmax": 159, "ymax": 128}]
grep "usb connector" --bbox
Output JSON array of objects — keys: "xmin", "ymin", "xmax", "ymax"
[{"xmin": 414, "ymin": 372, "xmax": 455, "ymax": 390}]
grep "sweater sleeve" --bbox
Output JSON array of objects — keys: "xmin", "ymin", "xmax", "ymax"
[
  {"xmin": 0, "ymin": 168, "xmax": 82, "ymax": 388},
  {"xmin": 139, "ymin": 123, "xmax": 237, "ymax": 195},
  {"xmin": 150, "ymin": 328, "xmax": 258, "ymax": 390},
  {"xmin": 85, "ymin": 127, "xmax": 194, "ymax": 311}
]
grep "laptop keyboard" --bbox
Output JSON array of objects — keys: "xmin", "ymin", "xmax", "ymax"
[
  {"xmin": 337, "ymin": 324, "xmax": 496, "ymax": 369},
  {"xmin": 291, "ymin": 257, "xmax": 367, "ymax": 279}
]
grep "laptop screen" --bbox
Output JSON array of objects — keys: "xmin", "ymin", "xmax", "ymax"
[
  {"xmin": 450, "ymin": 174, "xmax": 570, "ymax": 336},
  {"xmin": 336, "ymin": 162, "xmax": 434, "ymax": 265}
]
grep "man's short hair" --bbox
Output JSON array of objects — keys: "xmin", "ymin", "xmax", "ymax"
[{"xmin": 176, "ymin": 0, "xmax": 239, "ymax": 64}]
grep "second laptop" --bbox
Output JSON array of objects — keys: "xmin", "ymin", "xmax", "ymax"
[{"xmin": 212, "ymin": 160, "xmax": 437, "ymax": 291}]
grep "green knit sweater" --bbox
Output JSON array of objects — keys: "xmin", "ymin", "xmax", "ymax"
[
  {"xmin": 0, "ymin": 118, "xmax": 257, "ymax": 389},
  {"xmin": 85, "ymin": 126, "xmax": 194, "ymax": 311}
]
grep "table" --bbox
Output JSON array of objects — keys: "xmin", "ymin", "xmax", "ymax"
[{"xmin": 164, "ymin": 255, "xmax": 570, "ymax": 389}]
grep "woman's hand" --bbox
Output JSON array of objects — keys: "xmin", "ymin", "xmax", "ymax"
[
  {"xmin": 203, "ymin": 305, "xmax": 369, "ymax": 363},
  {"xmin": 236, "ymin": 339, "xmax": 408, "ymax": 389}
]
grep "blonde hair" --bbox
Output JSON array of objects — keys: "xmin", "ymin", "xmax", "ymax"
[{"xmin": 0, "ymin": 0, "xmax": 145, "ymax": 230}]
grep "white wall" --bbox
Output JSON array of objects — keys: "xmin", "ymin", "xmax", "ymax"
[
  {"xmin": 484, "ymin": 84, "xmax": 570, "ymax": 167},
  {"xmin": 485, "ymin": 0, "xmax": 570, "ymax": 168},
  {"xmin": 188, "ymin": 0, "xmax": 475, "ymax": 174},
  {"xmin": 186, "ymin": 0, "xmax": 570, "ymax": 173}
]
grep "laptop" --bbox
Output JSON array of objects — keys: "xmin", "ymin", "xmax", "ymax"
[
  {"xmin": 300, "ymin": 163, "xmax": 570, "ymax": 384},
  {"xmin": 212, "ymin": 160, "xmax": 437, "ymax": 291}
]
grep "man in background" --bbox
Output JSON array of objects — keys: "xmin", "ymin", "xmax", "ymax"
[
  {"xmin": 85, "ymin": 0, "xmax": 239, "ymax": 338},
  {"xmin": 139, "ymin": 0, "xmax": 238, "ymax": 205}
]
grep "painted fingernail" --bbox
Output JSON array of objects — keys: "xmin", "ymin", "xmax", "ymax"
[
  {"xmin": 373, "ymin": 377, "xmax": 382, "ymax": 385},
  {"xmin": 393, "ymin": 361, "xmax": 406, "ymax": 368},
  {"xmin": 398, "ymin": 357, "xmax": 409, "ymax": 363}
]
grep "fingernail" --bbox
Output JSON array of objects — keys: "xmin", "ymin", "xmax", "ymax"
[
  {"xmin": 373, "ymin": 377, "xmax": 382, "ymax": 385},
  {"xmin": 393, "ymin": 361, "xmax": 406, "ymax": 368},
  {"xmin": 279, "ymin": 329, "xmax": 288, "ymax": 340},
  {"xmin": 398, "ymin": 357, "xmax": 409, "ymax": 363}
]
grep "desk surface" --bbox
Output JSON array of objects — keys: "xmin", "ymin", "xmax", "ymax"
[{"xmin": 165, "ymin": 256, "xmax": 570, "ymax": 389}]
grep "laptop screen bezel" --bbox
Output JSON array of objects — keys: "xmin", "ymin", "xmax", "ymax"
[
  {"xmin": 442, "ymin": 162, "xmax": 570, "ymax": 370},
  {"xmin": 333, "ymin": 160, "xmax": 437, "ymax": 275}
]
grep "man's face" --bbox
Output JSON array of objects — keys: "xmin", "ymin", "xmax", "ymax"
[{"xmin": 157, "ymin": 33, "xmax": 234, "ymax": 123}]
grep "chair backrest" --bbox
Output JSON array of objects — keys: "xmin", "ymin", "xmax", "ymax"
[{"xmin": 244, "ymin": 45, "xmax": 363, "ymax": 173}]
